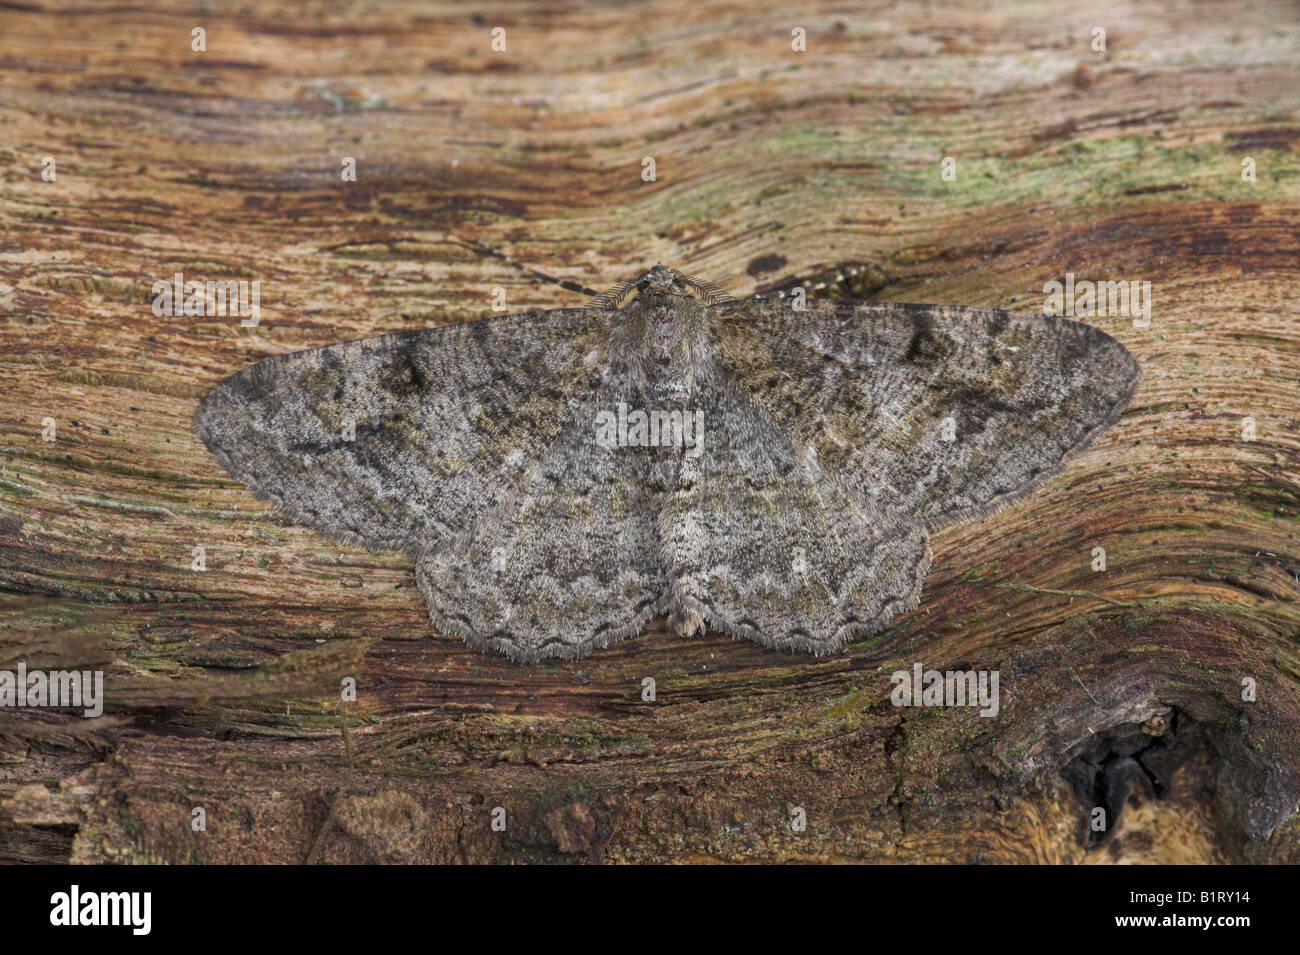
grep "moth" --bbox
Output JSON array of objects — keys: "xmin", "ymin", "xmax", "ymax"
[{"xmin": 196, "ymin": 266, "xmax": 1140, "ymax": 661}]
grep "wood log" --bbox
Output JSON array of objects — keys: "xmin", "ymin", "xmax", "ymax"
[{"xmin": 0, "ymin": 0, "xmax": 1297, "ymax": 863}]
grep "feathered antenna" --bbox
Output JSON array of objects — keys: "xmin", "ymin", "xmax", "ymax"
[
  {"xmin": 587, "ymin": 281, "xmax": 637, "ymax": 309},
  {"xmin": 587, "ymin": 268, "xmax": 735, "ymax": 309},
  {"xmin": 680, "ymin": 273, "xmax": 735, "ymax": 305},
  {"xmin": 454, "ymin": 237, "xmax": 604, "ymax": 301}
]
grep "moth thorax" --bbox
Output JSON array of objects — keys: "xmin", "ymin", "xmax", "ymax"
[{"xmin": 652, "ymin": 312, "xmax": 676, "ymax": 365}]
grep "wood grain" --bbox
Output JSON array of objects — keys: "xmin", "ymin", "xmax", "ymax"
[{"xmin": 1, "ymin": 0, "xmax": 1298, "ymax": 863}]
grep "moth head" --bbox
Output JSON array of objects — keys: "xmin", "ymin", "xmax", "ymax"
[
  {"xmin": 588, "ymin": 268, "xmax": 712, "ymax": 392},
  {"xmin": 618, "ymin": 268, "xmax": 704, "ymax": 361},
  {"xmin": 591, "ymin": 266, "xmax": 732, "ymax": 312},
  {"xmin": 595, "ymin": 267, "xmax": 732, "ymax": 391},
  {"xmin": 632, "ymin": 266, "xmax": 701, "ymax": 315},
  {"xmin": 636, "ymin": 264, "xmax": 702, "ymax": 299}
]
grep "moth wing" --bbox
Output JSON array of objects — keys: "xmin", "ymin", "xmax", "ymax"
[
  {"xmin": 417, "ymin": 373, "xmax": 670, "ymax": 661},
  {"xmin": 662, "ymin": 374, "xmax": 931, "ymax": 652},
  {"xmin": 712, "ymin": 298, "xmax": 1140, "ymax": 528},
  {"xmin": 194, "ymin": 309, "xmax": 610, "ymax": 552}
]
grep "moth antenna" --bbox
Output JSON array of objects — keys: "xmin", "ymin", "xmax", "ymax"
[
  {"xmin": 680, "ymin": 273, "xmax": 735, "ymax": 305},
  {"xmin": 587, "ymin": 281, "xmax": 636, "ymax": 309},
  {"xmin": 454, "ymin": 237, "xmax": 603, "ymax": 300}
]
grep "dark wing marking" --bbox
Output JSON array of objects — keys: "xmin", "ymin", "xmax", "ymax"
[{"xmin": 712, "ymin": 297, "xmax": 1140, "ymax": 528}]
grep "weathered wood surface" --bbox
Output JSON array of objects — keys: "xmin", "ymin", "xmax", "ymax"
[{"xmin": 1, "ymin": 0, "xmax": 1298, "ymax": 863}]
